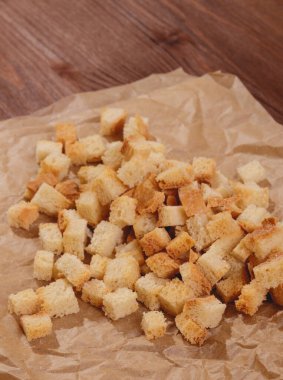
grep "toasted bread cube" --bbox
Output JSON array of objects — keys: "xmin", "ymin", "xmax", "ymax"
[
  {"xmin": 36, "ymin": 140, "xmax": 63, "ymax": 163},
  {"xmin": 31, "ymin": 183, "xmax": 71, "ymax": 216},
  {"xmin": 180, "ymin": 262, "xmax": 212, "ymax": 297},
  {"xmin": 116, "ymin": 249, "xmax": 145, "ymax": 266},
  {"xmin": 77, "ymin": 165, "xmax": 108, "ymax": 184},
  {"xmin": 140, "ymin": 263, "xmax": 151, "ymax": 275},
  {"xmin": 140, "ymin": 228, "xmax": 171, "ymax": 257},
  {"xmin": 135, "ymin": 273, "xmax": 168, "ymax": 310},
  {"xmin": 134, "ymin": 175, "xmax": 165, "ymax": 214},
  {"xmin": 55, "ymin": 122, "xmax": 77, "ymax": 145},
  {"xmin": 233, "ymin": 181, "xmax": 269, "ymax": 209},
  {"xmin": 237, "ymin": 204, "xmax": 270, "ymax": 233},
  {"xmin": 253, "ymin": 254, "xmax": 283, "ymax": 289},
  {"xmin": 115, "ymin": 239, "xmax": 144, "ymax": 265},
  {"xmin": 103, "ymin": 288, "xmax": 138, "ymax": 320},
  {"xmin": 133, "ymin": 213, "xmax": 157, "ymax": 239},
  {"xmin": 33, "ymin": 250, "xmax": 54, "ymax": 281},
  {"xmin": 189, "ymin": 249, "xmax": 201, "ymax": 263},
  {"xmin": 25, "ymin": 172, "xmax": 59, "ymax": 200},
  {"xmin": 231, "ymin": 236, "xmax": 252, "ymax": 262},
  {"xmin": 156, "ymin": 163, "xmax": 194, "ymax": 189},
  {"xmin": 90, "ymin": 255, "xmax": 111, "ymax": 280},
  {"xmin": 76, "ymin": 191, "xmax": 104, "ymax": 226},
  {"xmin": 237, "ymin": 160, "xmax": 266, "ymax": 184},
  {"xmin": 192, "ymin": 157, "xmax": 216, "ymax": 183},
  {"xmin": 211, "ymin": 170, "xmax": 233, "ymax": 197},
  {"xmin": 40, "ymin": 153, "xmax": 71, "ymax": 181},
  {"xmin": 123, "ymin": 115, "xmax": 149, "ymax": 140},
  {"xmin": 7, "ymin": 201, "xmax": 39, "ymax": 230},
  {"xmin": 178, "ymin": 186, "xmax": 207, "ymax": 218},
  {"xmin": 270, "ymin": 284, "xmax": 283, "ymax": 306},
  {"xmin": 175, "ymin": 314, "xmax": 207, "ymax": 346},
  {"xmin": 87, "ymin": 221, "xmax": 123, "ymax": 257},
  {"xmin": 201, "ymin": 183, "xmax": 222, "ymax": 202},
  {"xmin": 158, "ymin": 206, "xmax": 187, "ymax": 227},
  {"xmin": 141, "ymin": 311, "xmax": 167, "ymax": 340},
  {"xmin": 55, "ymin": 253, "xmax": 90, "ymax": 290},
  {"xmin": 82, "ymin": 279, "xmax": 111, "ymax": 307},
  {"xmin": 205, "ymin": 230, "xmax": 244, "ymax": 259},
  {"xmin": 55, "ymin": 180, "xmax": 80, "ymax": 204},
  {"xmin": 216, "ymin": 270, "xmax": 248, "ymax": 303},
  {"xmin": 186, "ymin": 213, "xmax": 212, "ymax": 252},
  {"xmin": 63, "ymin": 218, "xmax": 87, "ymax": 260},
  {"xmin": 207, "ymin": 195, "xmax": 242, "ymax": 218},
  {"xmin": 197, "ymin": 254, "xmax": 230, "ymax": 285},
  {"xmin": 166, "ymin": 231, "xmax": 195, "ymax": 260},
  {"xmin": 20, "ymin": 313, "xmax": 52, "ymax": 341},
  {"xmin": 58, "ymin": 209, "xmax": 81, "ymax": 231},
  {"xmin": 207, "ymin": 211, "xmax": 242, "ymax": 241},
  {"xmin": 235, "ymin": 279, "xmax": 267, "ymax": 316},
  {"xmin": 79, "ymin": 135, "xmax": 106, "ymax": 163},
  {"xmin": 182, "ymin": 295, "xmax": 226, "ymax": 328},
  {"xmin": 146, "ymin": 252, "xmax": 179, "ymax": 279},
  {"xmin": 39, "ymin": 223, "xmax": 63, "ymax": 254},
  {"xmin": 122, "ymin": 137, "xmax": 165, "ymax": 161},
  {"xmin": 104, "ymin": 257, "xmax": 140, "ymax": 290},
  {"xmin": 8, "ymin": 289, "xmax": 40, "ymax": 316},
  {"xmin": 37, "ymin": 279, "xmax": 79, "ymax": 318},
  {"xmin": 158, "ymin": 278, "xmax": 194, "ymax": 316},
  {"xmin": 109, "ymin": 195, "xmax": 137, "ymax": 228},
  {"xmin": 100, "ymin": 108, "xmax": 127, "ymax": 136},
  {"xmin": 65, "ymin": 140, "xmax": 87, "ymax": 165},
  {"xmin": 102, "ymin": 141, "xmax": 123, "ymax": 169}
]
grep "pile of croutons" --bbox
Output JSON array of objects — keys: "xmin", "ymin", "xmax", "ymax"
[{"xmin": 7, "ymin": 109, "xmax": 283, "ymax": 345}]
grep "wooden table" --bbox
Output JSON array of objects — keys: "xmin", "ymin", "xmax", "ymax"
[{"xmin": 0, "ymin": 0, "xmax": 282, "ymax": 123}]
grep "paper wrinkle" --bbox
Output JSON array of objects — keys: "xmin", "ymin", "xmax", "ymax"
[{"xmin": 0, "ymin": 69, "xmax": 283, "ymax": 379}]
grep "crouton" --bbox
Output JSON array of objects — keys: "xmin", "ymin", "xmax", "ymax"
[
  {"xmin": 158, "ymin": 206, "xmax": 187, "ymax": 227},
  {"xmin": 39, "ymin": 223, "xmax": 63, "ymax": 254},
  {"xmin": 201, "ymin": 183, "xmax": 222, "ymax": 202},
  {"xmin": 33, "ymin": 250, "xmax": 54, "ymax": 281},
  {"xmin": 211, "ymin": 170, "xmax": 233, "ymax": 197},
  {"xmin": 76, "ymin": 191, "xmax": 104, "ymax": 226},
  {"xmin": 189, "ymin": 249, "xmax": 201, "ymax": 263},
  {"xmin": 36, "ymin": 140, "xmax": 63, "ymax": 163},
  {"xmin": 133, "ymin": 213, "xmax": 157, "ymax": 239},
  {"xmin": 89, "ymin": 255, "xmax": 111, "ymax": 280},
  {"xmin": 146, "ymin": 252, "xmax": 179, "ymax": 279},
  {"xmin": 235, "ymin": 279, "xmax": 267, "ymax": 316},
  {"xmin": 253, "ymin": 254, "xmax": 283, "ymax": 289},
  {"xmin": 57, "ymin": 209, "xmax": 81, "ymax": 231},
  {"xmin": 37, "ymin": 279, "xmax": 79, "ymax": 318},
  {"xmin": 166, "ymin": 194, "xmax": 178, "ymax": 206},
  {"xmin": 25, "ymin": 172, "xmax": 59, "ymax": 200},
  {"xmin": 122, "ymin": 137, "xmax": 165, "ymax": 161},
  {"xmin": 81, "ymin": 279, "xmax": 111, "ymax": 307},
  {"xmin": 237, "ymin": 160, "xmax": 266, "ymax": 184},
  {"xmin": 116, "ymin": 248, "xmax": 145, "ymax": 266},
  {"xmin": 139, "ymin": 227, "xmax": 171, "ymax": 257},
  {"xmin": 77, "ymin": 164, "xmax": 108, "ymax": 184},
  {"xmin": 270, "ymin": 284, "xmax": 283, "ymax": 306},
  {"xmin": 55, "ymin": 180, "xmax": 80, "ymax": 204},
  {"xmin": 31, "ymin": 183, "xmax": 71, "ymax": 216},
  {"xmin": 79, "ymin": 135, "xmax": 106, "ymax": 163},
  {"xmin": 65, "ymin": 141, "xmax": 87, "ymax": 165},
  {"xmin": 158, "ymin": 278, "xmax": 194, "ymax": 316},
  {"xmin": 186, "ymin": 213, "xmax": 213, "ymax": 252},
  {"xmin": 63, "ymin": 218, "xmax": 87, "ymax": 260},
  {"xmin": 207, "ymin": 211, "xmax": 242, "ymax": 241},
  {"xmin": 20, "ymin": 313, "xmax": 52, "ymax": 341},
  {"xmin": 192, "ymin": 157, "xmax": 216, "ymax": 183},
  {"xmin": 237, "ymin": 204, "xmax": 270, "ymax": 232},
  {"xmin": 123, "ymin": 115, "xmax": 150, "ymax": 140},
  {"xmin": 109, "ymin": 195, "xmax": 137, "ymax": 228},
  {"xmin": 40, "ymin": 153, "xmax": 71, "ymax": 181},
  {"xmin": 216, "ymin": 271, "xmax": 248, "ymax": 303},
  {"xmin": 233, "ymin": 181, "xmax": 269, "ymax": 209},
  {"xmin": 207, "ymin": 196, "xmax": 242, "ymax": 218},
  {"xmin": 231, "ymin": 236, "xmax": 252, "ymax": 262},
  {"xmin": 205, "ymin": 230, "xmax": 244, "ymax": 259},
  {"xmin": 141, "ymin": 311, "xmax": 167, "ymax": 340},
  {"xmin": 166, "ymin": 231, "xmax": 195, "ymax": 260},
  {"xmin": 55, "ymin": 122, "xmax": 77, "ymax": 145},
  {"xmin": 86, "ymin": 221, "xmax": 123, "ymax": 257},
  {"xmin": 8, "ymin": 289, "xmax": 40, "ymax": 316},
  {"xmin": 182, "ymin": 295, "xmax": 226, "ymax": 328},
  {"xmin": 134, "ymin": 175, "xmax": 165, "ymax": 214},
  {"xmin": 103, "ymin": 288, "xmax": 138, "ymax": 320},
  {"xmin": 7, "ymin": 201, "xmax": 39, "ymax": 230},
  {"xmin": 175, "ymin": 313, "xmax": 207, "ymax": 346},
  {"xmin": 179, "ymin": 262, "xmax": 212, "ymax": 297},
  {"xmin": 156, "ymin": 163, "xmax": 194, "ymax": 189},
  {"xmin": 135, "ymin": 273, "xmax": 168, "ymax": 310},
  {"xmin": 115, "ymin": 239, "xmax": 143, "ymax": 257},
  {"xmin": 197, "ymin": 253, "xmax": 230, "ymax": 285},
  {"xmin": 55, "ymin": 253, "xmax": 90, "ymax": 290},
  {"xmin": 178, "ymin": 186, "xmax": 207, "ymax": 218},
  {"xmin": 103, "ymin": 256, "xmax": 140, "ymax": 290},
  {"xmin": 100, "ymin": 108, "xmax": 127, "ymax": 136},
  {"xmin": 102, "ymin": 141, "xmax": 124, "ymax": 169}
]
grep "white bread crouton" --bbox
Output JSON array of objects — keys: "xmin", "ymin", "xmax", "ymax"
[
  {"xmin": 103, "ymin": 257, "xmax": 140, "ymax": 290},
  {"xmin": 139, "ymin": 227, "xmax": 171, "ymax": 257},
  {"xmin": 231, "ymin": 236, "xmax": 252, "ymax": 262},
  {"xmin": 253, "ymin": 254, "xmax": 283, "ymax": 289},
  {"xmin": 178, "ymin": 186, "xmax": 206, "ymax": 218},
  {"xmin": 216, "ymin": 269, "xmax": 248, "ymax": 304},
  {"xmin": 25, "ymin": 172, "xmax": 59, "ymax": 200},
  {"xmin": 207, "ymin": 211, "xmax": 242, "ymax": 241},
  {"xmin": 31, "ymin": 183, "xmax": 71, "ymax": 216},
  {"xmin": 123, "ymin": 115, "xmax": 150, "ymax": 140},
  {"xmin": 270, "ymin": 284, "xmax": 283, "ymax": 306},
  {"xmin": 166, "ymin": 231, "xmax": 195, "ymax": 260},
  {"xmin": 189, "ymin": 249, "xmax": 201, "ymax": 263},
  {"xmin": 182, "ymin": 295, "xmax": 226, "ymax": 328},
  {"xmin": 103, "ymin": 287, "xmax": 138, "ymax": 320},
  {"xmin": 58, "ymin": 209, "xmax": 81, "ymax": 231},
  {"xmin": 7, "ymin": 201, "xmax": 39, "ymax": 230},
  {"xmin": 146, "ymin": 252, "xmax": 179, "ymax": 279},
  {"xmin": 158, "ymin": 278, "xmax": 194, "ymax": 316},
  {"xmin": 207, "ymin": 196, "xmax": 242, "ymax": 218},
  {"xmin": 211, "ymin": 170, "xmax": 233, "ymax": 198},
  {"xmin": 39, "ymin": 223, "xmax": 63, "ymax": 254},
  {"xmin": 156, "ymin": 163, "xmax": 193, "ymax": 189},
  {"xmin": 55, "ymin": 253, "xmax": 90, "ymax": 290},
  {"xmin": 192, "ymin": 157, "xmax": 216, "ymax": 183},
  {"xmin": 134, "ymin": 175, "xmax": 165, "ymax": 214},
  {"xmin": 235, "ymin": 279, "xmax": 267, "ymax": 316},
  {"xmin": 100, "ymin": 108, "xmax": 127, "ymax": 136},
  {"xmin": 86, "ymin": 221, "xmax": 123, "ymax": 257},
  {"xmin": 8, "ymin": 289, "xmax": 40, "ymax": 316},
  {"xmin": 63, "ymin": 218, "xmax": 87, "ymax": 260},
  {"xmin": 79, "ymin": 135, "xmax": 106, "ymax": 163},
  {"xmin": 36, "ymin": 140, "xmax": 62, "ymax": 163},
  {"xmin": 102, "ymin": 141, "xmax": 124, "ymax": 169},
  {"xmin": 205, "ymin": 230, "xmax": 244, "ymax": 259},
  {"xmin": 141, "ymin": 311, "xmax": 167, "ymax": 340},
  {"xmin": 237, "ymin": 204, "xmax": 270, "ymax": 232},
  {"xmin": 77, "ymin": 164, "xmax": 108, "ymax": 184},
  {"xmin": 109, "ymin": 195, "xmax": 137, "ymax": 228},
  {"xmin": 186, "ymin": 213, "xmax": 212, "ymax": 252},
  {"xmin": 122, "ymin": 137, "xmax": 165, "ymax": 161},
  {"xmin": 55, "ymin": 180, "xmax": 80, "ymax": 205},
  {"xmin": 33, "ymin": 250, "xmax": 54, "ymax": 281},
  {"xmin": 135, "ymin": 273, "xmax": 168, "ymax": 310},
  {"xmin": 55, "ymin": 122, "xmax": 77, "ymax": 145},
  {"xmin": 201, "ymin": 183, "xmax": 222, "ymax": 202},
  {"xmin": 237, "ymin": 160, "xmax": 266, "ymax": 184},
  {"xmin": 81, "ymin": 279, "xmax": 111, "ymax": 307},
  {"xmin": 65, "ymin": 141, "xmax": 87, "ymax": 165},
  {"xmin": 40, "ymin": 153, "xmax": 71, "ymax": 181},
  {"xmin": 90, "ymin": 255, "xmax": 111, "ymax": 280},
  {"xmin": 197, "ymin": 253, "xmax": 230, "ymax": 285},
  {"xmin": 20, "ymin": 313, "xmax": 52, "ymax": 341},
  {"xmin": 175, "ymin": 313, "xmax": 207, "ymax": 346},
  {"xmin": 133, "ymin": 213, "xmax": 157, "ymax": 239},
  {"xmin": 37, "ymin": 279, "xmax": 79, "ymax": 318},
  {"xmin": 233, "ymin": 181, "xmax": 269, "ymax": 209},
  {"xmin": 179, "ymin": 262, "xmax": 212, "ymax": 297},
  {"xmin": 116, "ymin": 243, "xmax": 145, "ymax": 265},
  {"xmin": 158, "ymin": 206, "xmax": 187, "ymax": 227},
  {"xmin": 76, "ymin": 191, "xmax": 104, "ymax": 226}
]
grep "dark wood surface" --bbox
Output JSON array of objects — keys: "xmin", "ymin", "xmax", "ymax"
[{"xmin": 0, "ymin": 0, "xmax": 282, "ymax": 122}]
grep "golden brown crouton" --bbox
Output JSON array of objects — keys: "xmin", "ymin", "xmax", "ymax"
[
  {"xmin": 270, "ymin": 284, "xmax": 283, "ymax": 306},
  {"xmin": 135, "ymin": 273, "xmax": 168, "ymax": 310},
  {"xmin": 139, "ymin": 227, "xmax": 171, "ymax": 257},
  {"xmin": 133, "ymin": 213, "xmax": 157, "ymax": 239},
  {"xmin": 7, "ymin": 201, "xmax": 39, "ymax": 230},
  {"xmin": 253, "ymin": 254, "xmax": 283, "ymax": 289},
  {"xmin": 65, "ymin": 141, "xmax": 87, "ymax": 165},
  {"xmin": 25, "ymin": 172, "xmax": 59, "ymax": 200},
  {"xmin": 31, "ymin": 183, "xmax": 71, "ymax": 216},
  {"xmin": 235, "ymin": 279, "xmax": 267, "ymax": 316},
  {"xmin": 178, "ymin": 186, "xmax": 206, "ymax": 218},
  {"xmin": 55, "ymin": 180, "xmax": 80, "ymax": 204},
  {"xmin": 166, "ymin": 231, "xmax": 195, "ymax": 260},
  {"xmin": 102, "ymin": 141, "xmax": 124, "ymax": 169},
  {"xmin": 134, "ymin": 175, "xmax": 165, "ymax": 214},
  {"xmin": 158, "ymin": 206, "xmax": 187, "ymax": 227},
  {"xmin": 40, "ymin": 153, "xmax": 71, "ymax": 181},
  {"xmin": 216, "ymin": 271, "xmax": 248, "ymax": 304},
  {"xmin": 109, "ymin": 195, "xmax": 137, "ymax": 228},
  {"xmin": 156, "ymin": 163, "xmax": 194, "ymax": 189},
  {"xmin": 146, "ymin": 252, "xmax": 179, "ymax": 279},
  {"xmin": 36, "ymin": 140, "xmax": 63, "ymax": 163},
  {"xmin": 79, "ymin": 135, "xmax": 106, "ymax": 163},
  {"xmin": 100, "ymin": 108, "xmax": 127, "ymax": 136},
  {"xmin": 141, "ymin": 311, "xmax": 167, "ymax": 340},
  {"xmin": 179, "ymin": 262, "xmax": 212, "ymax": 297},
  {"xmin": 233, "ymin": 181, "xmax": 269, "ymax": 209},
  {"xmin": 207, "ymin": 196, "xmax": 242, "ymax": 218},
  {"xmin": 175, "ymin": 313, "xmax": 207, "ymax": 346},
  {"xmin": 82, "ymin": 279, "xmax": 111, "ymax": 308},
  {"xmin": 77, "ymin": 164, "xmax": 108, "ymax": 184},
  {"xmin": 231, "ymin": 236, "xmax": 252, "ymax": 262},
  {"xmin": 123, "ymin": 115, "xmax": 150, "ymax": 140},
  {"xmin": 197, "ymin": 253, "xmax": 230, "ymax": 286},
  {"xmin": 63, "ymin": 218, "xmax": 87, "ymax": 260},
  {"xmin": 76, "ymin": 191, "xmax": 104, "ymax": 226},
  {"xmin": 55, "ymin": 122, "xmax": 77, "ymax": 145},
  {"xmin": 237, "ymin": 204, "xmax": 270, "ymax": 232},
  {"xmin": 207, "ymin": 211, "xmax": 242, "ymax": 241},
  {"xmin": 20, "ymin": 313, "xmax": 52, "ymax": 342},
  {"xmin": 192, "ymin": 157, "xmax": 216, "ymax": 183}
]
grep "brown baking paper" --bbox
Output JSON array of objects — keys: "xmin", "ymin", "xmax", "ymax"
[{"xmin": 0, "ymin": 69, "xmax": 282, "ymax": 380}]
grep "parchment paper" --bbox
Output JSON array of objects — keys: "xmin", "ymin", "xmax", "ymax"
[{"xmin": 0, "ymin": 69, "xmax": 282, "ymax": 380}]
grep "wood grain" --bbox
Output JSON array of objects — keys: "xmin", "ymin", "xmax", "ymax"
[{"xmin": 0, "ymin": 0, "xmax": 282, "ymax": 122}]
